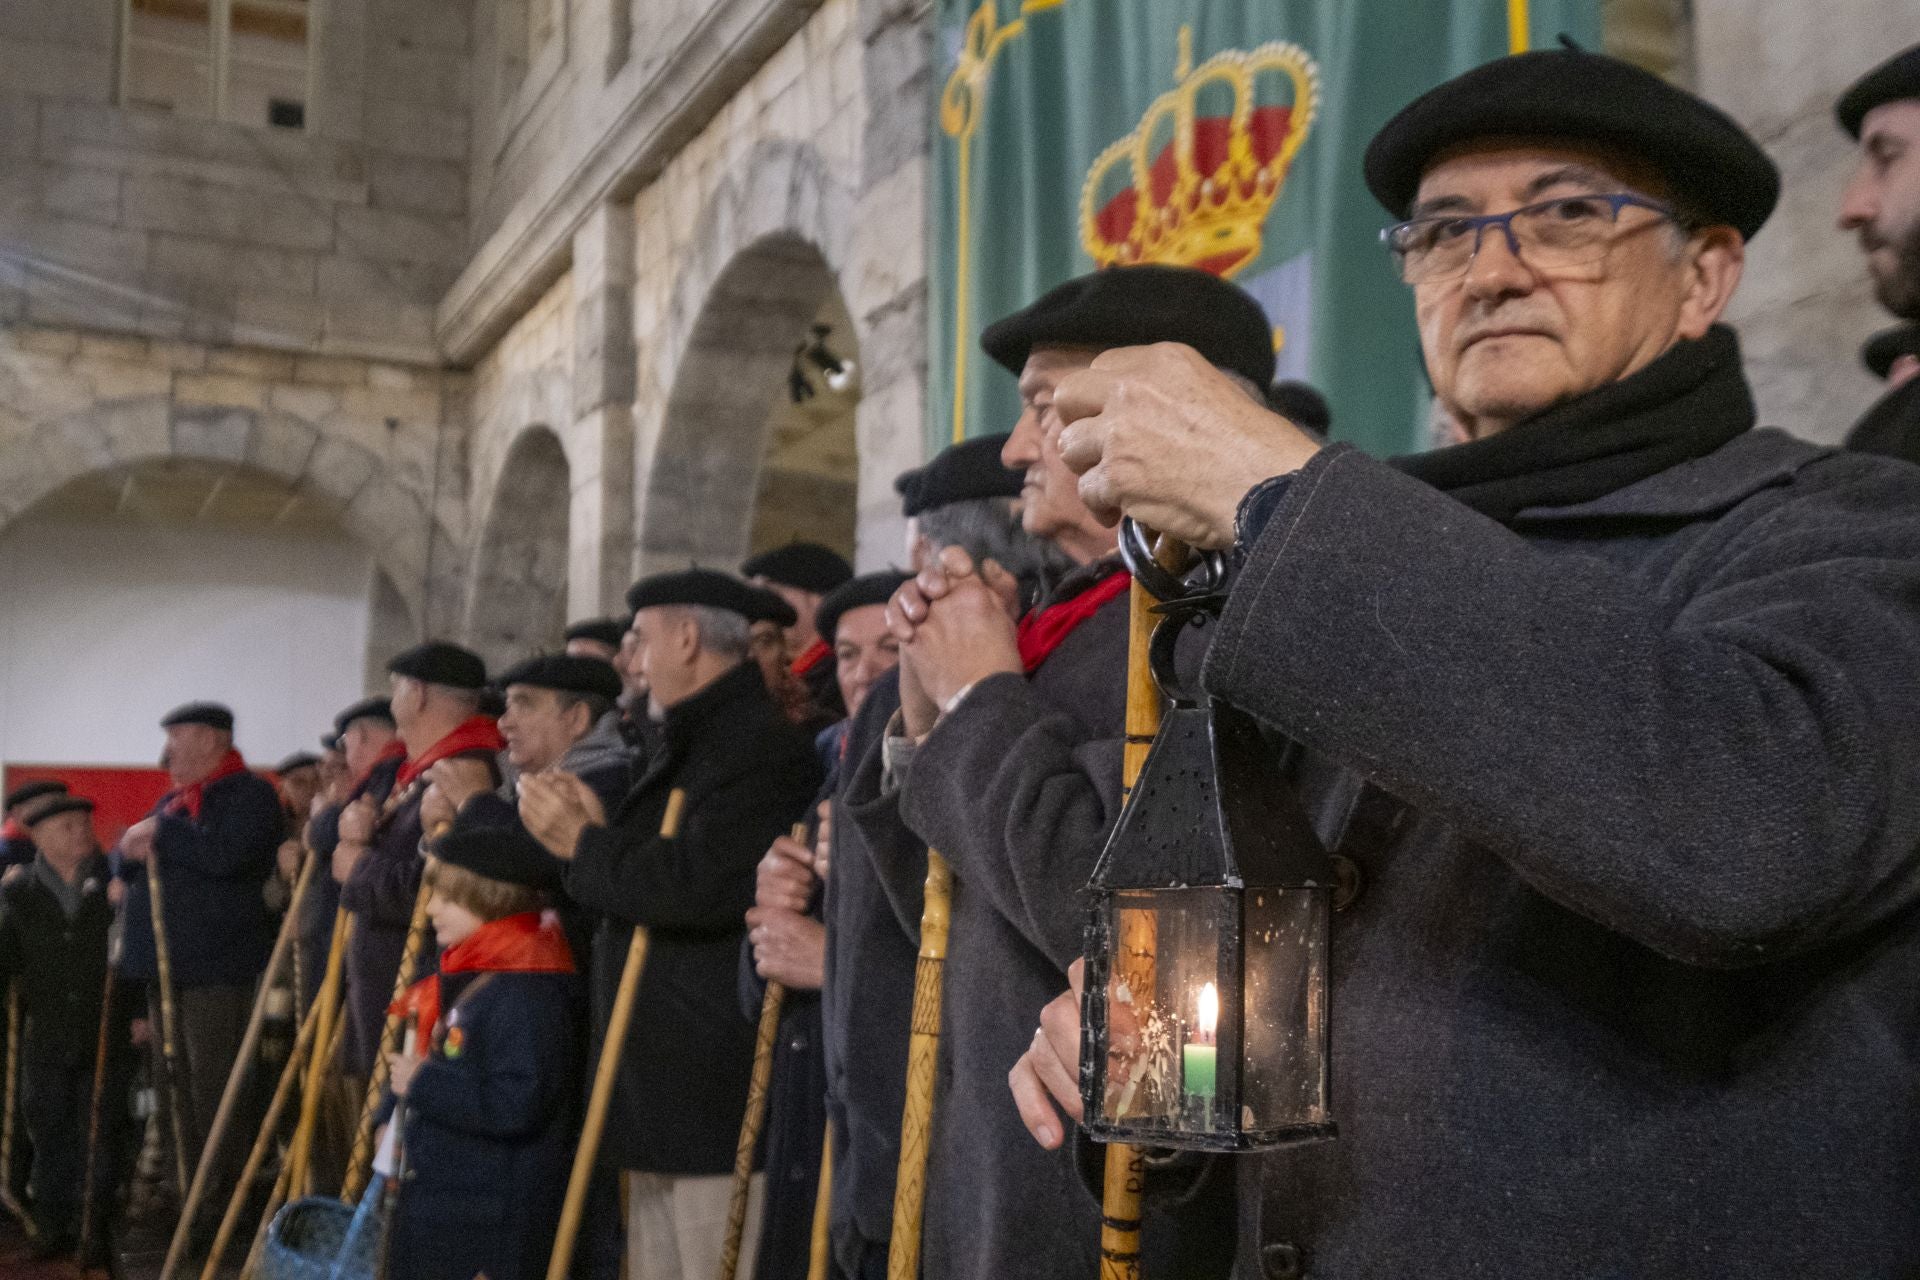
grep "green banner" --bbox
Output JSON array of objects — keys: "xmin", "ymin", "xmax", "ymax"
[{"xmin": 928, "ymin": 0, "xmax": 1602, "ymax": 457}]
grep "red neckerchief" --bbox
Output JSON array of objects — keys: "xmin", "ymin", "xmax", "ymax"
[
  {"xmin": 352, "ymin": 740, "xmax": 408, "ymax": 791},
  {"xmin": 164, "ymin": 750, "xmax": 251, "ymax": 820},
  {"xmin": 0, "ymin": 818, "xmax": 25, "ymax": 843},
  {"xmin": 789, "ymin": 639, "xmax": 832, "ymax": 678},
  {"xmin": 396, "ymin": 717, "xmax": 505, "ymax": 789},
  {"xmin": 1015, "ymin": 570, "xmax": 1131, "ymax": 673},
  {"xmin": 393, "ymin": 911, "xmax": 574, "ymax": 1040}
]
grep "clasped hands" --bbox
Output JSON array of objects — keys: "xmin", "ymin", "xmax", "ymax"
[
  {"xmin": 885, "ymin": 546, "xmax": 1025, "ymax": 739},
  {"xmin": 518, "ymin": 771, "xmax": 606, "ymax": 860}
]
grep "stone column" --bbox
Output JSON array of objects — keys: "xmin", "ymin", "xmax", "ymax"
[{"xmin": 570, "ymin": 198, "xmax": 640, "ymax": 614}]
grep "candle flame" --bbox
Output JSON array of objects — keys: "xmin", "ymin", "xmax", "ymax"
[{"xmin": 1198, "ymin": 981, "xmax": 1218, "ymax": 1040}]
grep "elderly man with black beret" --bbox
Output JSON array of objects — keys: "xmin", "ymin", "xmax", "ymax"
[
  {"xmin": 334, "ymin": 644, "xmax": 503, "ymax": 1079},
  {"xmin": 1008, "ymin": 43, "xmax": 1920, "ymax": 1277},
  {"xmin": 1839, "ymin": 44, "xmax": 1920, "ymax": 458},
  {"xmin": 844, "ymin": 264, "xmax": 1273, "ymax": 1280},
  {"xmin": 120, "ymin": 701, "xmax": 283, "ymax": 1232},
  {"xmin": 0, "ymin": 780, "xmax": 67, "ymax": 875},
  {"xmin": 744, "ymin": 542, "xmax": 856, "ymax": 723},
  {"xmin": 520, "ymin": 569, "xmax": 821, "ymax": 1280}
]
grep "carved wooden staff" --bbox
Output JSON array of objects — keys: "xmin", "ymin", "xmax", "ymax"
[
  {"xmin": 159, "ymin": 848, "xmax": 318, "ymax": 1280},
  {"xmin": 806, "ymin": 1130, "xmax": 833, "ymax": 1280},
  {"xmin": 717, "ymin": 820, "xmax": 809, "ymax": 1280},
  {"xmin": 285, "ymin": 907, "xmax": 352, "ymax": 1200},
  {"xmin": 145, "ymin": 853, "xmax": 195, "ymax": 1202},
  {"xmin": 545, "ymin": 786, "xmax": 684, "ymax": 1280},
  {"xmin": 341, "ymin": 875, "xmax": 433, "ymax": 1204},
  {"xmin": 0, "ymin": 984, "xmax": 33, "ymax": 1236},
  {"xmin": 885, "ymin": 846, "xmax": 952, "ymax": 1280},
  {"xmin": 1098, "ymin": 538, "xmax": 1187, "ymax": 1280},
  {"xmin": 199, "ymin": 988, "xmax": 325, "ymax": 1280},
  {"xmin": 238, "ymin": 1003, "xmax": 348, "ymax": 1280},
  {"xmin": 75, "ymin": 957, "xmax": 118, "ymax": 1269}
]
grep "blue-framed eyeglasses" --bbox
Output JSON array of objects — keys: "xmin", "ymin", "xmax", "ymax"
[{"xmin": 1381, "ymin": 193, "xmax": 1681, "ymax": 284}]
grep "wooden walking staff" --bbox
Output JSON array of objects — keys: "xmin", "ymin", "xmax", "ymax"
[
  {"xmin": 75, "ymin": 942, "xmax": 122, "ymax": 1270},
  {"xmin": 885, "ymin": 847, "xmax": 952, "ymax": 1280},
  {"xmin": 717, "ymin": 820, "xmax": 809, "ymax": 1280},
  {"xmin": 158, "ymin": 848, "xmax": 319, "ymax": 1280},
  {"xmin": 145, "ymin": 854, "xmax": 196, "ymax": 1201},
  {"xmin": 1097, "ymin": 530, "xmax": 1190, "ymax": 1280},
  {"xmin": 806, "ymin": 1131, "xmax": 833, "ymax": 1280},
  {"xmin": 285, "ymin": 907, "xmax": 352, "ymax": 1200},
  {"xmin": 199, "ymin": 989, "xmax": 326, "ymax": 1280},
  {"xmin": 342, "ymin": 876, "xmax": 434, "ymax": 1204},
  {"xmin": 545, "ymin": 786, "xmax": 685, "ymax": 1280},
  {"xmin": 0, "ymin": 984, "xmax": 34, "ymax": 1236}
]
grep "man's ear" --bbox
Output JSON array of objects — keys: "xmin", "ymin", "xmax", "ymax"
[{"xmin": 1676, "ymin": 226, "xmax": 1745, "ymax": 340}]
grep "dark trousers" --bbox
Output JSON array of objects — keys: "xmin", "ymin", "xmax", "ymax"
[
  {"xmin": 150, "ymin": 982, "xmax": 255, "ymax": 1222},
  {"xmin": 21, "ymin": 1048, "xmax": 130, "ymax": 1245},
  {"xmin": 829, "ymin": 1230, "xmax": 889, "ymax": 1280}
]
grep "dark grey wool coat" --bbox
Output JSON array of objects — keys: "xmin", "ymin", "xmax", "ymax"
[
  {"xmin": 842, "ymin": 566, "xmax": 1132, "ymax": 1280},
  {"xmin": 1204, "ymin": 427, "xmax": 1920, "ymax": 1278}
]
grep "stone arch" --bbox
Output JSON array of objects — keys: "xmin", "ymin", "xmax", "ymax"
[
  {"xmin": 636, "ymin": 137, "xmax": 863, "ymax": 573},
  {"xmin": 0, "ymin": 394, "xmax": 445, "ymax": 631},
  {"xmin": 463, "ymin": 424, "xmax": 571, "ymax": 670}
]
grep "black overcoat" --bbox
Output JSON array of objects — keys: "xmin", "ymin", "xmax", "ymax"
[{"xmin": 564, "ymin": 661, "xmax": 821, "ymax": 1175}]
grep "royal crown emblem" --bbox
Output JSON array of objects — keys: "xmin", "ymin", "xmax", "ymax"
[{"xmin": 1080, "ymin": 29, "xmax": 1320, "ymax": 278}]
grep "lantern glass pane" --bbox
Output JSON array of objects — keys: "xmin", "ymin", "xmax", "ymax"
[
  {"xmin": 1097, "ymin": 888, "xmax": 1236, "ymax": 1138},
  {"xmin": 1243, "ymin": 886, "xmax": 1331, "ymax": 1135}
]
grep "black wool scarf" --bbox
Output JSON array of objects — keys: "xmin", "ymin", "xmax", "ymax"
[{"xmin": 1393, "ymin": 323, "xmax": 1755, "ymax": 523}]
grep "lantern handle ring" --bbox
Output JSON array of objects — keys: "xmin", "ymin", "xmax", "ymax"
[{"xmin": 1119, "ymin": 518, "xmax": 1228, "ymax": 603}]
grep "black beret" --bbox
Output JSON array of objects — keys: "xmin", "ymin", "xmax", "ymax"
[
  {"xmin": 498, "ymin": 654, "xmax": 622, "ymax": 703},
  {"xmin": 320, "ymin": 733, "xmax": 342, "ymax": 753},
  {"xmin": 627, "ymin": 569, "xmax": 797, "ymax": 627},
  {"xmin": 896, "ymin": 435, "xmax": 1021, "ymax": 516},
  {"xmin": 816, "ymin": 572, "xmax": 911, "ymax": 646},
  {"xmin": 387, "ymin": 642, "xmax": 488, "ymax": 691},
  {"xmin": 431, "ymin": 825, "xmax": 561, "ymax": 892},
  {"xmin": 980, "ymin": 265, "xmax": 1276, "ymax": 388},
  {"xmin": 334, "ymin": 697, "xmax": 396, "ymax": 737},
  {"xmin": 161, "ymin": 702, "xmax": 234, "ymax": 732},
  {"xmin": 1267, "ymin": 381, "xmax": 1333, "ymax": 435},
  {"xmin": 740, "ymin": 542, "xmax": 853, "ymax": 594},
  {"xmin": 274, "ymin": 753, "xmax": 320, "ymax": 776},
  {"xmin": 1838, "ymin": 45, "xmax": 1920, "ymax": 138},
  {"xmin": 563, "ymin": 618, "xmax": 627, "ymax": 650},
  {"xmin": 26, "ymin": 796, "xmax": 93, "ymax": 828},
  {"xmin": 1363, "ymin": 44, "xmax": 1780, "ymax": 241},
  {"xmin": 4, "ymin": 780, "xmax": 67, "ymax": 812},
  {"xmin": 1864, "ymin": 325, "xmax": 1920, "ymax": 380}
]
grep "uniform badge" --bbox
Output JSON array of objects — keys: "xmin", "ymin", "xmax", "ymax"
[{"xmin": 443, "ymin": 1025, "xmax": 466, "ymax": 1060}]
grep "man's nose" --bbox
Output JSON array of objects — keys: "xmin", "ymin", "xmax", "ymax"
[
  {"xmin": 1837, "ymin": 168, "xmax": 1878, "ymax": 231},
  {"xmin": 1461, "ymin": 220, "xmax": 1536, "ymax": 298}
]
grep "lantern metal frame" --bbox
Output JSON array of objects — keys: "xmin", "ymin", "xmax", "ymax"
[{"xmin": 1078, "ymin": 520, "xmax": 1338, "ymax": 1153}]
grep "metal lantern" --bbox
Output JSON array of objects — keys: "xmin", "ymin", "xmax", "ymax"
[{"xmin": 1078, "ymin": 524, "xmax": 1337, "ymax": 1152}]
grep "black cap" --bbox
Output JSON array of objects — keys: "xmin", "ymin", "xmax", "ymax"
[
  {"xmin": 626, "ymin": 569, "xmax": 797, "ymax": 627},
  {"xmin": 1267, "ymin": 381, "xmax": 1333, "ymax": 436},
  {"xmin": 1864, "ymin": 324, "xmax": 1920, "ymax": 380},
  {"xmin": 161, "ymin": 702, "xmax": 235, "ymax": 732},
  {"xmin": 387, "ymin": 642, "xmax": 488, "ymax": 691},
  {"xmin": 1363, "ymin": 43, "xmax": 1780, "ymax": 241},
  {"xmin": 896, "ymin": 435, "xmax": 1022, "ymax": 516},
  {"xmin": 274, "ymin": 753, "xmax": 320, "ymax": 776},
  {"xmin": 4, "ymin": 780, "xmax": 67, "ymax": 812},
  {"xmin": 740, "ymin": 543, "xmax": 854, "ymax": 594},
  {"xmin": 980, "ymin": 265, "xmax": 1277, "ymax": 388},
  {"xmin": 563, "ymin": 618, "xmax": 627, "ymax": 650},
  {"xmin": 334, "ymin": 697, "xmax": 396, "ymax": 737},
  {"xmin": 498, "ymin": 654, "xmax": 623, "ymax": 703},
  {"xmin": 1838, "ymin": 45, "xmax": 1920, "ymax": 138},
  {"xmin": 321, "ymin": 733, "xmax": 342, "ymax": 753},
  {"xmin": 432, "ymin": 824, "xmax": 561, "ymax": 891},
  {"xmin": 816, "ymin": 572, "xmax": 911, "ymax": 646},
  {"xmin": 26, "ymin": 796, "xmax": 93, "ymax": 829}
]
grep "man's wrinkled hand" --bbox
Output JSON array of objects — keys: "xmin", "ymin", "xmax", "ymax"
[
  {"xmin": 900, "ymin": 548, "xmax": 1023, "ymax": 710},
  {"xmin": 337, "ymin": 797, "xmax": 378, "ymax": 846},
  {"xmin": 756, "ymin": 835, "xmax": 817, "ymax": 913},
  {"xmin": 1008, "ymin": 957, "xmax": 1087, "ymax": 1150},
  {"xmin": 519, "ymin": 771, "xmax": 603, "ymax": 860},
  {"xmin": 747, "ymin": 906, "xmax": 826, "ymax": 991},
  {"xmin": 1055, "ymin": 342, "xmax": 1320, "ymax": 549}
]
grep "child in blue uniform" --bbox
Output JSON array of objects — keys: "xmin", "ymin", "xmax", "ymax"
[{"xmin": 377, "ymin": 823, "xmax": 581, "ymax": 1280}]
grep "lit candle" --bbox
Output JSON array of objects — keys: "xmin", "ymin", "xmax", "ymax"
[{"xmin": 1183, "ymin": 981, "xmax": 1218, "ymax": 1101}]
